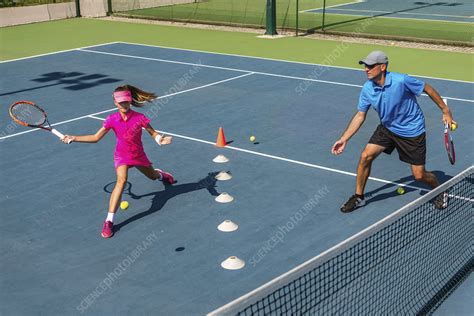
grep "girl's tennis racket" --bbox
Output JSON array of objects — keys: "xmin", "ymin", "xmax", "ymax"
[
  {"xmin": 444, "ymin": 122, "xmax": 455, "ymax": 165},
  {"xmin": 9, "ymin": 100, "xmax": 71, "ymax": 143}
]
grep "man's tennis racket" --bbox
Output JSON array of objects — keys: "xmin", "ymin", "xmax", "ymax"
[
  {"xmin": 444, "ymin": 121, "xmax": 455, "ymax": 165},
  {"xmin": 9, "ymin": 100, "xmax": 71, "ymax": 143},
  {"xmin": 442, "ymin": 98, "xmax": 455, "ymax": 165}
]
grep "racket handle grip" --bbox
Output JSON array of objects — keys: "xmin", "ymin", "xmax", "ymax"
[{"xmin": 51, "ymin": 129, "xmax": 71, "ymax": 144}]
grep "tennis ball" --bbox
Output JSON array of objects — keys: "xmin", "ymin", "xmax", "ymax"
[
  {"xmin": 249, "ymin": 135, "xmax": 256, "ymax": 142},
  {"xmin": 120, "ymin": 201, "xmax": 129, "ymax": 210},
  {"xmin": 451, "ymin": 123, "xmax": 457, "ymax": 131},
  {"xmin": 397, "ymin": 187, "xmax": 405, "ymax": 195}
]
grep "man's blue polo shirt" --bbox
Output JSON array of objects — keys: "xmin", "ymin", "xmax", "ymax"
[{"xmin": 358, "ymin": 71, "xmax": 426, "ymax": 137}]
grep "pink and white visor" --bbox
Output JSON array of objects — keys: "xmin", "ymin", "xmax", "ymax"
[{"xmin": 113, "ymin": 91, "xmax": 132, "ymax": 103}]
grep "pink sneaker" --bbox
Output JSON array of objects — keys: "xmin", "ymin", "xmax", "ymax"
[
  {"xmin": 101, "ymin": 221, "xmax": 114, "ymax": 238},
  {"xmin": 155, "ymin": 169, "xmax": 175, "ymax": 184}
]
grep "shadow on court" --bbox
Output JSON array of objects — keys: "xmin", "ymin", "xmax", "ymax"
[
  {"xmin": 0, "ymin": 72, "xmax": 122, "ymax": 96},
  {"xmin": 103, "ymin": 172, "xmax": 220, "ymax": 232},
  {"xmin": 364, "ymin": 170, "xmax": 453, "ymax": 206}
]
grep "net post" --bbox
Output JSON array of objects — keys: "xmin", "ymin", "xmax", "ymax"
[
  {"xmin": 265, "ymin": 0, "xmax": 278, "ymax": 36},
  {"xmin": 321, "ymin": 0, "xmax": 326, "ymax": 32},
  {"xmin": 296, "ymin": 0, "xmax": 299, "ymax": 37},
  {"xmin": 107, "ymin": 0, "xmax": 113, "ymax": 16},
  {"xmin": 74, "ymin": 0, "xmax": 81, "ymax": 17}
]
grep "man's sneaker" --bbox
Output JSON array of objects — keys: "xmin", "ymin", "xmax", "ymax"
[
  {"xmin": 341, "ymin": 194, "xmax": 366, "ymax": 213},
  {"xmin": 155, "ymin": 169, "xmax": 175, "ymax": 184},
  {"xmin": 101, "ymin": 221, "xmax": 114, "ymax": 238},
  {"xmin": 433, "ymin": 192, "xmax": 448, "ymax": 210}
]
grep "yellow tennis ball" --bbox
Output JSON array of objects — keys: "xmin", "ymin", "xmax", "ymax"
[
  {"xmin": 397, "ymin": 187, "xmax": 405, "ymax": 195},
  {"xmin": 451, "ymin": 123, "xmax": 457, "ymax": 131},
  {"xmin": 249, "ymin": 135, "xmax": 256, "ymax": 142},
  {"xmin": 120, "ymin": 201, "xmax": 129, "ymax": 210}
]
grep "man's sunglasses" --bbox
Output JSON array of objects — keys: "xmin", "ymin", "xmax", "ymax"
[{"xmin": 365, "ymin": 63, "xmax": 382, "ymax": 70}]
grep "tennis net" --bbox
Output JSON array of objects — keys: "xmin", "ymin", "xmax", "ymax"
[{"xmin": 210, "ymin": 166, "xmax": 473, "ymax": 315}]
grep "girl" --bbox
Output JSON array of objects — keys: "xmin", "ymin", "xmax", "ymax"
[{"xmin": 63, "ymin": 85, "xmax": 174, "ymax": 238}]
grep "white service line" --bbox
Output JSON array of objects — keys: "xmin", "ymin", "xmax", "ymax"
[
  {"xmin": 88, "ymin": 115, "xmax": 105, "ymax": 121},
  {"xmin": 318, "ymin": 12, "xmax": 471, "ymax": 25},
  {"xmin": 0, "ymin": 42, "xmax": 121, "ymax": 64},
  {"xmin": 322, "ymin": 8, "xmax": 473, "ymax": 19},
  {"xmin": 120, "ymin": 42, "xmax": 474, "ymax": 84},
  {"xmin": 79, "ymin": 49, "xmax": 474, "ymax": 103},
  {"xmin": 80, "ymin": 49, "xmax": 250, "ymax": 74},
  {"xmin": 3, "ymin": 41, "xmax": 473, "ymax": 84},
  {"xmin": 78, "ymin": 49, "xmax": 372, "ymax": 89},
  {"xmin": 302, "ymin": 0, "xmax": 365, "ymax": 13},
  {"xmin": 87, "ymin": 113, "xmax": 427, "ymax": 191},
  {"xmin": 0, "ymin": 72, "xmax": 253, "ymax": 141}
]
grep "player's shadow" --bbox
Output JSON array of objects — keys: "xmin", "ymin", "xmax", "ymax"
[
  {"xmin": 364, "ymin": 170, "xmax": 453, "ymax": 206},
  {"xmin": 0, "ymin": 72, "xmax": 122, "ymax": 96},
  {"xmin": 104, "ymin": 172, "xmax": 220, "ymax": 232}
]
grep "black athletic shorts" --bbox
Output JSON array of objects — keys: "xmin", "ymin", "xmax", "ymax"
[{"xmin": 368, "ymin": 124, "xmax": 426, "ymax": 165}]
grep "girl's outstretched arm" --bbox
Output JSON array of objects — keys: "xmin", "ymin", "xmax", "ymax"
[
  {"xmin": 62, "ymin": 127, "xmax": 109, "ymax": 144},
  {"xmin": 145, "ymin": 124, "xmax": 172, "ymax": 146}
]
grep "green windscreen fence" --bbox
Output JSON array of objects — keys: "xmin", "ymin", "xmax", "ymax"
[{"xmin": 106, "ymin": 0, "xmax": 472, "ymax": 44}]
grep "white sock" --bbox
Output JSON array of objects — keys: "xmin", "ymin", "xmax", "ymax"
[
  {"xmin": 155, "ymin": 169, "xmax": 162, "ymax": 180},
  {"xmin": 106, "ymin": 212, "xmax": 114, "ymax": 223}
]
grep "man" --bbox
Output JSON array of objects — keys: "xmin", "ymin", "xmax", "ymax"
[{"xmin": 331, "ymin": 51, "xmax": 454, "ymax": 212}]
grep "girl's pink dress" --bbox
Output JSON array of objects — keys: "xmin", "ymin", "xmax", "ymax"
[{"xmin": 103, "ymin": 110, "xmax": 152, "ymax": 168}]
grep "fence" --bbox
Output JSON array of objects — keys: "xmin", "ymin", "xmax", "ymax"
[{"xmin": 2, "ymin": 0, "xmax": 472, "ymax": 45}]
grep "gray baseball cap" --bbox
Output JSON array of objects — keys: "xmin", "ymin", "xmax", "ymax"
[{"xmin": 359, "ymin": 51, "xmax": 388, "ymax": 66}]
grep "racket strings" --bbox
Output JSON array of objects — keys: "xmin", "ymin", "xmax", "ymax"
[
  {"xmin": 11, "ymin": 103, "xmax": 46, "ymax": 126},
  {"xmin": 445, "ymin": 132, "xmax": 455, "ymax": 164}
]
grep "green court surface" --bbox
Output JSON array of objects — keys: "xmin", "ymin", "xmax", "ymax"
[{"xmin": 0, "ymin": 18, "xmax": 472, "ymax": 82}]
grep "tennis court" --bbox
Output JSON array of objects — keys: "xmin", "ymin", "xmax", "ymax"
[
  {"xmin": 306, "ymin": 0, "xmax": 474, "ymax": 23},
  {"xmin": 0, "ymin": 42, "xmax": 473, "ymax": 315}
]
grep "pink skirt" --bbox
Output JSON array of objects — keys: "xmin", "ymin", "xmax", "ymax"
[{"xmin": 114, "ymin": 152, "xmax": 152, "ymax": 168}]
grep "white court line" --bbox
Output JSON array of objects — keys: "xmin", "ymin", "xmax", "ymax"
[
  {"xmin": 79, "ymin": 48, "xmax": 247, "ymax": 74},
  {"xmin": 0, "ymin": 42, "xmax": 121, "ymax": 64},
  {"xmin": 79, "ymin": 48, "xmax": 474, "ymax": 103},
  {"xmin": 80, "ymin": 49, "xmax": 362, "ymax": 88},
  {"xmin": 119, "ymin": 42, "xmax": 474, "ymax": 84},
  {"xmin": 321, "ymin": 8, "xmax": 473, "ymax": 19},
  {"xmin": 225, "ymin": 146, "xmax": 473, "ymax": 204},
  {"xmin": 1, "ymin": 46, "xmax": 471, "ymax": 191},
  {"xmin": 0, "ymin": 72, "xmax": 254, "ymax": 141},
  {"xmin": 89, "ymin": 114, "xmax": 474, "ymax": 202},
  {"xmin": 208, "ymin": 166, "xmax": 472, "ymax": 316},
  {"xmin": 2, "ymin": 41, "xmax": 472, "ymax": 84},
  {"xmin": 91, "ymin": 113, "xmax": 474, "ymax": 203},
  {"xmin": 86, "ymin": 114, "xmax": 430, "ymax": 191},
  {"xmin": 307, "ymin": 10, "xmax": 473, "ymax": 24},
  {"xmin": 88, "ymin": 115, "xmax": 104, "ymax": 120},
  {"xmin": 302, "ymin": 0, "xmax": 366, "ymax": 12}
]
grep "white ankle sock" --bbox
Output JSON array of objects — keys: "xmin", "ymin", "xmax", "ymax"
[
  {"xmin": 106, "ymin": 212, "xmax": 114, "ymax": 223},
  {"xmin": 155, "ymin": 169, "xmax": 162, "ymax": 180}
]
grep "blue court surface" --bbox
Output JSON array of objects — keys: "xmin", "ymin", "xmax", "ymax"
[
  {"xmin": 1, "ymin": 42, "xmax": 473, "ymax": 315},
  {"xmin": 306, "ymin": 0, "xmax": 474, "ymax": 23}
]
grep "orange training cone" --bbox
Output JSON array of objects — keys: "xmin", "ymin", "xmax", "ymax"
[{"xmin": 216, "ymin": 127, "xmax": 227, "ymax": 147}]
